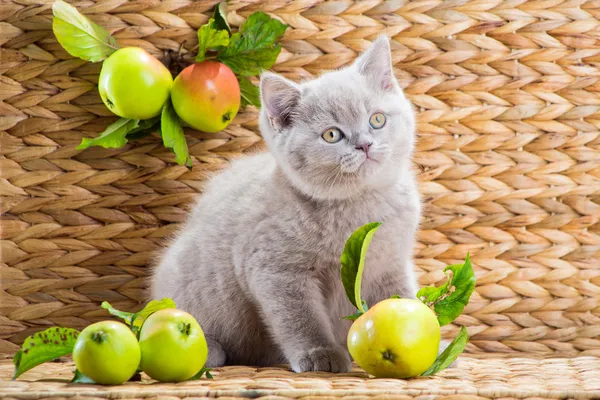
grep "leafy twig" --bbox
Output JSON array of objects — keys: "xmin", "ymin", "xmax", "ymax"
[
  {"xmin": 417, "ymin": 254, "xmax": 475, "ymax": 326},
  {"xmin": 340, "ymin": 222, "xmax": 382, "ymax": 318}
]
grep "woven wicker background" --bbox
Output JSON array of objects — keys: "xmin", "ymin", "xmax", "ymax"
[{"xmin": 1, "ymin": 0, "xmax": 599, "ymax": 358}]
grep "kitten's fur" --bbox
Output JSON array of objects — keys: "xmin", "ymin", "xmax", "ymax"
[{"xmin": 151, "ymin": 37, "xmax": 424, "ymax": 373}]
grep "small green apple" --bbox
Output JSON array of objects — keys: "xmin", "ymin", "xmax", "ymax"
[
  {"xmin": 171, "ymin": 61, "xmax": 240, "ymax": 132},
  {"xmin": 348, "ymin": 298, "xmax": 440, "ymax": 378},
  {"xmin": 73, "ymin": 321, "xmax": 141, "ymax": 385},
  {"xmin": 99, "ymin": 47, "xmax": 173, "ymax": 119},
  {"xmin": 139, "ymin": 308, "xmax": 208, "ymax": 382}
]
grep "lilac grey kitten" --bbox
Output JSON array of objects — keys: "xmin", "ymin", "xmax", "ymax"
[{"xmin": 150, "ymin": 36, "xmax": 425, "ymax": 373}]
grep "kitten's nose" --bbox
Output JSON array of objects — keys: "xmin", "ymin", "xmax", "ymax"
[{"xmin": 356, "ymin": 142, "xmax": 373, "ymax": 155}]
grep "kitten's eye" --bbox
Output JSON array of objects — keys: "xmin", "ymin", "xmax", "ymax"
[
  {"xmin": 321, "ymin": 128, "xmax": 343, "ymax": 143},
  {"xmin": 369, "ymin": 113, "xmax": 386, "ymax": 129}
]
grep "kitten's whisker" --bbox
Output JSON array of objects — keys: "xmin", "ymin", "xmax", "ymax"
[{"xmin": 329, "ymin": 168, "xmax": 344, "ymax": 202}]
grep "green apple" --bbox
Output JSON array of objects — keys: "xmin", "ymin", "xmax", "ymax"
[
  {"xmin": 139, "ymin": 308, "xmax": 208, "ymax": 382},
  {"xmin": 99, "ymin": 47, "xmax": 173, "ymax": 119},
  {"xmin": 171, "ymin": 61, "xmax": 240, "ymax": 132},
  {"xmin": 348, "ymin": 298, "xmax": 440, "ymax": 378},
  {"xmin": 73, "ymin": 321, "xmax": 141, "ymax": 385}
]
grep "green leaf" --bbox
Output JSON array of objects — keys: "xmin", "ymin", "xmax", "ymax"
[
  {"xmin": 217, "ymin": 12, "xmax": 287, "ymax": 76},
  {"xmin": 421, "ymin": 326, "xmax": 469, "ymax": 376},
  {"xmin": 189, "ymin": 367, "xmax": 213, "ymax": 380},
  {"xmin": 390, "ymin": 294, "xmax": 401, "ymax": 299},
  {"xmin": 341, "ymin": 301, "xmax": 369, "ymax": 321},
  {"xmin": 101, "ymin": 301, "xmax": 135, "ymax": 325},
  {"xmin": 13, "ymin": 327, "xmax": 80, "ymax": 380},
  {"xmin": 52, "ymin": 0, "xmax": 118, "ymax": 62},
  {"xmin": 161, "ymin": 101, "xmax": 192, "ymax": 167},
  {"xmin": 77, "ymin": 118, "xmax": 139, "ymax": 150},
  {"xmin": 125, "ymin": 117, "xmax": 161, "ymax": 141},
  {"xmin": 341, "ymin": 311, "xmax": 362, "ymax": 322},
  {"xmin": 101, "ymin": 299, "xmax": 176, "ymax": 337},
  {"xmin": 340, "ymin": 222, "xmax": 382, "ymax": 312},
  {"xmin": 196, "ymin": 18, "xmax": 229, "ymax": 62},
  {"xmin": 417, "ymin": 254, "xmax": 476, "ymax": 326},
  {"xmin": 213, "ymin": 2, "xmax": 231, "ymax": 34},
  {"xmin": 71, "ymin": 369, "xmax": 96, "ymax": 384},
  {"xmin": 131, "ymin": 298, "xmax": 177, "ymax": 332},
  {"xmin": 238, "ymin": 76, "xmax": 261, "ymax": 107}
]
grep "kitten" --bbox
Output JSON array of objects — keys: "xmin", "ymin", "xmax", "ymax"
[{"xmin": 150, "ymin": 36, "xmax": 423, "ymax": 373}]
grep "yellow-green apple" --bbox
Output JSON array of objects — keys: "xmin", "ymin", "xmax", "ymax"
[
  {"xmin": 138, "ymin": 308, "xmax": 208, "ymax": 382},
  {"xmin": 73, "ymin": 321, "xmax": 141, "ymax": 385},
  {"xmin": 99, "ymin": 47, "xmax": 173, "ymax": 119},
  {"xmin": 347, "ymin": 298, "xmax": 440, "ymax": 378},
  {"xmin": 171, "ymin": 61, "xmax": 240, "ymax": 132}
]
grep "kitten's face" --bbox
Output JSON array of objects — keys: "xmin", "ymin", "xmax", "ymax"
[{"xmin": 259, "ymin": 37, "xmax": 416, "ymax": 200}]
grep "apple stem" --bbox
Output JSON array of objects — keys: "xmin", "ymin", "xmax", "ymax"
[
  {"xmin": 178, "ymin": 322, "xmax": 191, "ymax": 336},
  {"xmin": 382, "ymin": 350, "xmax": 395, "ymax": 362},
  {"xmin": 91, "ymin": 331, "xmax": 107, "ymax": 344}
]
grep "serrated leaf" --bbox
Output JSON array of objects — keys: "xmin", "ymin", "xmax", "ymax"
[
  {"xmin": 213, "ymin": 2, "xmax": 230, "ymax": 34},
  {"xmin": 340, "ymin": 222, "xmax": 382, "ymax": 312},
  {"xmin": 13, "ymin": 327, "xmax": 80, "ymax": 380},
  {"xmin": 71, "ymin": 369, "xmax": 96, "ymax": 384},
  {"xmin": 101, "ymin": 301, "xmax": 135, "ymax": 325},
  {"xmin": 417, "ymin": 254, "xmax": 475, "ymax": 326},
  {"xmin": 238, "ymin": 76, "xmax": 260, "ymax": 107},
  {"xmin": 188, "ymin": 366, "xmax": 213, "ymax": 380},
  {"xmin": 52, "ymin": 0, "xmax": 118, "ymax": 62},
  {"xmin": 421, "ymin": 326, "xmax": 469, "ymax": 376},
  {"xmin": 217, "ymin": 12, "xmax": 287, "ymax": 76},
  {"xmin": 196, "ymin": 18, "xmax": 229, "ymax": 62},
  {"xmin": 132, "ymin": 298, "xmax": 177, "ymax": 331},
  {"xmin": 125, "ymin": 117, "xmax": 160, "ymax": 140},
  {"xmin": 161, "ymin": 100, "xmax": 192, "ymax": 167},
  {"xmin": 77, "ymin": 118, "xmax": 139, "ymax": 150}
]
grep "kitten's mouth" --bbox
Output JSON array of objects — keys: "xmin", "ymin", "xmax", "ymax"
[
  {"xmin": 361, "ymin": 155, "xmax": 379, "ymax": 166},
  {"xmin": 341, "ymin": 154, "xmax": 381, "ymax": 175},
  {"xmin": 355, "ymin": 157, "xmax": 380, "ymax": 176}
]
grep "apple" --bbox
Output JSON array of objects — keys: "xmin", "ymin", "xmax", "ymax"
[
  {"xmin": 99, "ymin": 47, "xmax": 173, "ymax": 120},
  {"xmin": 347, "ymin": 298, "xmax": 440, "ymax": 378},
  {"xmin": 171, "ymin": 61, "xmax": 240, "ymax": 132},
  {"xmin": 139, "ymin": 308, "xmax": 208, "ymax": 382},
  {"xmin": 72, "ymin": 321, "xmax": 141, "ymax": 385}
]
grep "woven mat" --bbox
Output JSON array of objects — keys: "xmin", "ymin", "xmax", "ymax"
[
  {"xmin": 1, "ymin": 357, "xmax": 600, "ymax": 400},
  {"xmin": 3, "ymin": 0, "xmax": 600, "ymax": 358}
]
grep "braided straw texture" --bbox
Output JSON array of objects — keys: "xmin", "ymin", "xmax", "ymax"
[
  {"xmin": 1, "ymin": 0, "xmax": 599, "ymax": 357},
  {"xmin": 1, "ymin": 357, "xmax": 600, "ymax": 399}
]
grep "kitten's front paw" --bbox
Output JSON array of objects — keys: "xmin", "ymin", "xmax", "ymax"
[{"xmin": 290, "ymin": 347, "xmax": 351, "ymax": 373}]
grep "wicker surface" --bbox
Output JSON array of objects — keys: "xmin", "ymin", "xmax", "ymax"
[
  {"xmin": 1, "ymin": 0, "xmax": 600, "ymax": 357},
  {"xmin": 1, "ymin": 357, "xmax": 600, "ymax": 399}
]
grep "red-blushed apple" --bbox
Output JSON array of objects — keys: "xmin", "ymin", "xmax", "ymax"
[
  {"xmin": 171, "ymin": 61, "xmax": 240, "ymax": 132},
  {"xmin": 348, "ymin": 298, "xmax": 440, "ymax": 378},
  {"xmin": 99, "ymin": 47, "xmax": 173, "ymax": 120},
  {"xmin": 139, "ymin": 308, "xmax": 208, "ymax": 382},
  {"xmin": 73, "ymin": 321, "xmax": 141, "ymax": 385}
]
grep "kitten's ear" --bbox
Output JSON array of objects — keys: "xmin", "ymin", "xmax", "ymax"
[
  {"xmin": 354, "ymin": 36, "xmax": 394, "ymax": 91},
  {"xmin": 260, "ymin": 72, "xmax": 301, "ymax": 131}
]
